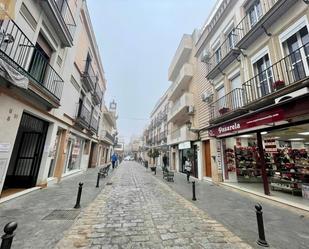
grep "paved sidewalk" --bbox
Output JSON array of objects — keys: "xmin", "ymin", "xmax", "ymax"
[
  {"xmin": 0, "ymin": 167, "xmax": 114, "ymax": 249},
  {"xmin": 56, "ymin": 162, "xmax": 252, "ymax": 249},
  {"xmin": 151, "ymin": 166, "xmax": 309, "ymax": 249}
]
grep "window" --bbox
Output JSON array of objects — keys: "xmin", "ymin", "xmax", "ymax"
[
  {"xmin": 215, "ymin": 47, "xmax": 222, "ymax": 64},
  {"xmin": 227, "ymin": 29, "xmax": 235, "ymax": 49},
  {"xmin": 230, "ymin": 74, "xmax": 243, "ymax": 108},
  {"xmin": 231, "ymin": 74, "xmax": 241, "ymax": 90},
  {"xmin": 217, "ymin": 86, "xmax": 225, "ymax": 99},
  {"xmin": 247, "ymin": 0, "xmax": 262, "ymax": 27},
  {"xmin": 29, "ymin": 33, "xmax": 53, "ymax": 84},
  {"xmin": 283, "ymin": 26, "xmax": 309, "ymax": 81},
  {"xmin": 253, "ymin": 54, "xmax": 273, "ymax": 97},
  {"xmin": 216, "ymin": 86, "xmax": 226, "ymax": 111}
]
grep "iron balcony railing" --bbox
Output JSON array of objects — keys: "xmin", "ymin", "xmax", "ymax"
[
  {"xmin": 77, "ymin": 104, "xmax": 91, "ymax": 125},
  {"xmin": 206, "ymin": 34, "xmax": 238, "ymax": 75},
  {"xmin": 234, "ymin": 0, "xmax": 279, "ymax": 47},
  {"xmin": 90, "ymin": 115, "xmax": 99, "ymax": 132},
  {"xmin": 83, "ymin": 62, "xmax": 97, "ymax": 91},
  {"xmin": 93, "ymin": 82, "xmax": 103, "ymax": 105},
  {"xmin": 54, "ymin": 0, "xmax": 76, "ymax": 39},
  {"xmin": 210, "ymin": 42, "xmax": 309, "ymax": 120},
  {"xmin": 206, "ymin": 0, "xmax": 279, "ymax": 76},
  {"xmin": 210, "ymin": 88, "xmax": 244, "ymax": 120},
  {"xmin": 105, "ymin": 131, "xmax": 114, "ymax": 142},
  {"xmin": 0, "ymin": 12, "xmax": 64, "ymax": 100},
  {"xmin": 243, "ymin": 42, "xmax": 309, "ymax": 105}
]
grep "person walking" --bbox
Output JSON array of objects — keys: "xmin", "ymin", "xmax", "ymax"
[
  {"xmin": 162, "ymin": 153, "xmax": 168, "ymax": 172},
  {"xmin": 185, "ymin": 159, "xmax": 192, "ymax": 183},
  {"xmin": 111, "ymin": 153, "xmax": 118, "ymax": 169}
]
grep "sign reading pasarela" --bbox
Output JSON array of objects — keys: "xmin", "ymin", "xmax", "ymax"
[{"xmin": 209, "ymin": 109, "xmax": 285, "ymax": 137}]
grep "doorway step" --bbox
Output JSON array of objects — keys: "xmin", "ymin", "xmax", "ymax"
[{"xmin": 0, "ymin": 187, "xmax": 41, "ymax": 204}]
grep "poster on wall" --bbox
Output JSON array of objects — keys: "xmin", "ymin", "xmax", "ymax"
[{"xmin": 216, "ymin": 140, "xmax": 222, "ymax": 171}]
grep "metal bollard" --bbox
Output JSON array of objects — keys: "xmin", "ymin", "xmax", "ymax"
[
  {"xmin": 255, "ymin": 204, "xmax": 269, "ymax": 247},
  {"xmin": 96, "ymin": 172, "xmax": 100, "ymax": 188},
  {"xmin": 74, "ymin": 182, "xmax": 83, "ymax": 209},
  {"xmin": 192, "ymin": 181, "xmax": 197, "ymax": 201},
  {"xmin": 0, "ymin": 222, "xmax": 18, "ymax": 249},
  {"xmin": 154, "ymin": 167, "xmax": 157, "ymax": 175}
]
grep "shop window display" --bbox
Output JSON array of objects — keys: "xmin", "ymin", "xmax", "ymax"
[
  {"xmin": 222, "ymin": 124, "xmax": 309, "ymax": 200},
  {"xmin": 271, "ymin": 148, "xmax": 309, "ymax": 196}
]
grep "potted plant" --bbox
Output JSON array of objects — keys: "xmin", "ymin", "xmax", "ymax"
[
  {"xmin": 272, "ymin": 80, "xmax": 285, "ymax": 91},
  {"xmin": 219, "ymin": 107, "xmax": 230, "ymax": 115},
  {"xmin": 147, "ymin": 148, "xmax": 160, "ymax": 174}
]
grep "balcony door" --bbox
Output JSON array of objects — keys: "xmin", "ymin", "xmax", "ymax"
[
  {"xmin": 29, "ymin": 34, "xmax": 52, "ymax": 85},
  {"xmin": 230, "ymin": 74, "xmax": 243, "ymax": 109},
  {"xmin": 247, "ymin": 0, "xmax": 263, "ymax": 28},
  {"xmin": 254, "ymin": 54, "xmax": 273, "ymax": 97},
  {"xmin": 283, "ymin": 26, "xmax": 309, "ymax": 82}
]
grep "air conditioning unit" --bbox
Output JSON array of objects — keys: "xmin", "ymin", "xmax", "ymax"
[
  {"xmin": 187, "ymin": 105, "xmax": 195, "ymax": 114},
  {"xmin": 201, "ymin": 92, "xmax": 213, "ymax": 103},
  {"xmin": 275, "ymin": 87, "xmax": 309, "ymax": 104},
  {"xmin": 201, "ymin": 49, "xmax": 211, "ymax": 63}
]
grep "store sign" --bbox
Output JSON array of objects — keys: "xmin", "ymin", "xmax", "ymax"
[
  {"xmin": 178, "ymin": 141, "xmax": 191, "ymax": 150},
  {"xmin": 209, "ymin": 109, "xmax": 285, "ymax": 137}
]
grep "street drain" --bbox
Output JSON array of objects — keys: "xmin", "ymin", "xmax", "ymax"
[
  {"xmin": 106, "ymin": 182, "xmax": 113, "ymax": 185},
  {"xmin": 42, "ymin": 209, "xmax": 80, "ymax": 220}
]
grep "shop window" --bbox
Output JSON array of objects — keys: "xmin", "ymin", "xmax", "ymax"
[
  {"xmin": 283, "ymin": 26, "xmax": 309, "ymax": 82},
  {"xmin": 221, "ymin": 124, "xmax": 309, "ymax": 200},
  {"xmin": 253, "ymin": 54, "xmax": 273, "ymax": 97},
  {"xmin": 64, "ymin": 136, "xmax": 84, "ymax": 173},
  {"xmin": 246, "ymin": 0, "xmax": 262, "ymax": 27}
]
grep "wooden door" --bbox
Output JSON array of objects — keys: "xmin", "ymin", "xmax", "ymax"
[{"xmin": 204, "ymin": 141, "xmax": 212, "ymax": 177}]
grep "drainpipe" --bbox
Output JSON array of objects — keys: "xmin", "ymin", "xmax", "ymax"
[{"xmin": 256, "ymin": 131, "xmax": 270, "ymax": 195}]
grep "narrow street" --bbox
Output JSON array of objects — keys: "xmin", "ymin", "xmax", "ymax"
[{"xmin": 56, "ymin": 162, "xmax": 252, "ymax": 249}]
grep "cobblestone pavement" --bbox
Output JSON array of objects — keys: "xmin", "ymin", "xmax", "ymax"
[
  {"xmin": 152, "ymin": 167, "xmax": 309, "ymax": 249},
  {"xmin": 56, "ymin": 162, "xmax": 253, "ymax": 249},
  {"xmin": 0, "ymin": 167, "xmax": 114, "ymax": 249}
]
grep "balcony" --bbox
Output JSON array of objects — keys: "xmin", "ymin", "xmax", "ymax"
[
  {"xmin": 90, "ymin": 115, "xmax": 99, "ymax": 133},
  {"xmin": 234, "ymin": 0, "xmax": 295, "ymax": 49},
  {"xmin": 210, "ymin": 88, "xmax": 245, "ymax": 122},
  {"xmin": 93, "ymin": 82, "xmax": 103, "ymax": 106},
  {"xmin": 205, "ymin": 0, "xmax": 296, "ymax": 80},
  {"xmin": 168, "ymin": 93, "xmax": 194, "ymax": 123},
  {"xmin": 169, "ymin": 63, "xmax": 193, "ymax": 100},
  {"xmin": 243, "ymin": 42, "xmax": 309, "ymax": 107},
  {"xmin": 76, "ymin": 103, "xmax": 91, "ymax": 129},
  {"xmin": 168, "ymin": 34, "xmax": 193, "ymax": 82},
  {"xmin": 0, "ymin": 13, "xmax": 64, "ymax": 108},
  {"xmin": 82, "ymin": 63, "xmax": 97, "ymax": 92},
  {"xmin": 210, "ymin": 42, "xmax": 309, "ymax": 122},
  {"xmin": 205, "ymin": 37, "xmax": 241, "ymax": 80},
  {"xmin": 100, "ymin": 130, "xmax": 114, "ymax": 145},
  {"xmin": 41, "ymin": 0, "xmax": 76, "ymax": 47},
  {"xmin": 167, "ymin": 126, "xmax": 197, "ymax": 145}
]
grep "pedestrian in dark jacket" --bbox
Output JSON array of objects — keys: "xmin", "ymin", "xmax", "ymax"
[
  {"xmin": 111, "ymin": 153, "xmax": 118, "ymax": 169},
  {"xmin": 162, "ymin": 154, "xmax": 168, "ymax": 172}
]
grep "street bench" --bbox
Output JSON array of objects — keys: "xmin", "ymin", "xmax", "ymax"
[
  {"xmin": 163, "ymin": 169, "xmax": 174, "ymax": 182},
  {"xmin": 99, "ymin": 164, "xmax": 111, "ymax": 178}
]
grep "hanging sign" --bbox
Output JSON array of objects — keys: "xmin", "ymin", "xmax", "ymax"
[
  {"xmin": 178, "ymin": 141, "xmax": 191, "ymax": 150},
  {"xmin": 209, "ymin": 109, "xmax": 285, "ymax": 137}
]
